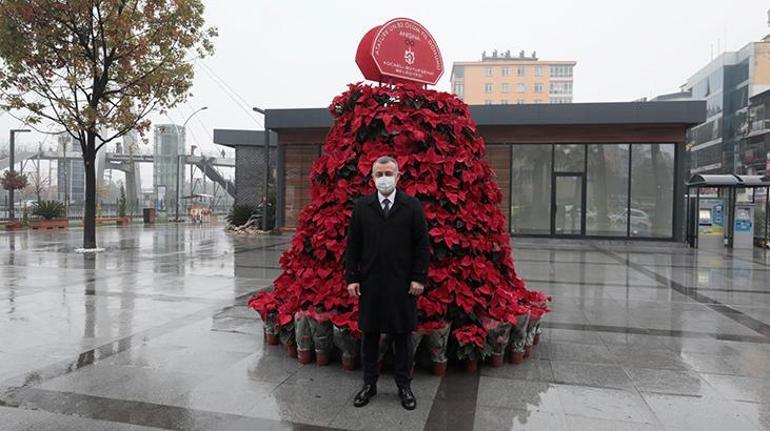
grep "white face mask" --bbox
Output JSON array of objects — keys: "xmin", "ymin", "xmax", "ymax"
[{"xmin": 375, "ymin": 175, "xmax": 396, "ymax": 194}]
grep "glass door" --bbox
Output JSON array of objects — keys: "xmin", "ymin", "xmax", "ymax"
[{"xmin": 553, "ymin": 174, "xmax": 585, "ymax": 235}]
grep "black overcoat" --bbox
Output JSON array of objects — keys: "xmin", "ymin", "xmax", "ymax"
[{"xmin": 345, "ymin": 188, "xmax": 430, "ymax": 334}]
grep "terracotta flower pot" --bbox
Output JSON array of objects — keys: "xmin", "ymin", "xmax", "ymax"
[
  {"xmin": 298, "ymin": 349, "xmax": 313, "ymax": 364},
  {"xmin": 533, "ymin": 334, "xmax": 541, "ymax": 346},
  {"xmin": 286, "ymin": 343, "xmax": 298, "ymax": 358},
  {"xmin": 510, "ymin": 351, "xmax": 525, "ymax": 365},
  {"xmin": 464, "ymin": 358, "xmax": 478, "ymax": 373},
  {"xmin": 432, "ymin": 361, "xmax": 447, "ymax": 376},
  {"xmin": 523, "ymin": 346, "xmax": 532, "ymax": 358},
  {"xmin": 316, "ymin": 350, "xmax": 330, "ymax": 366},
  {"xmin": 342, "ymin": 355, "xmax": 357, "ymax": 371},
  {"xmin": 490, "ymin": 353, "xmax": 504, "ymax": 368},
  {"xmin": 266, "ymin": 333, "xmax": 279, "ymax": 346}
]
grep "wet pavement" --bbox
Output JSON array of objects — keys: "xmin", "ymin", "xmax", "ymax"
[{"xmin": 0, "ymin": 224, "xmax": 769, "ymax": 430}]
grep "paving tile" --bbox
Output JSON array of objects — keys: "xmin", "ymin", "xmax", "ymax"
[
  {"xmin": 641, "ymin": 392, "xmax": 759, "ymax": 430},
  {"xmin": 551, "ymin": 362, "xmax": 634, "ymax": 391},
  {"xmin": 476, "ymin": 377, "xmax": 563, "ymax": 412},
  {"xmin": 480, "ymin": 359, "xmax": 555, "ymax": 383},
  {"xmin": 548, "ymin": 341, "xmax": 617, "ymax": 365},
  {"xmin": 734, "ymin": 401, "xmax": 770, "ymax": 431},
  {"xmin": 606, "ymin": 346, "xmax": 690, "ymax": 370},
  {"xmin": 565, "ymin": 415, "xmax": 665, "ymax": 431},
  {"xmin": 625, "ymin": 367, "xmax": 719, "ymax": 397},
  {"xmin": 473, "ymin": 406, "xmax": 569, "ymax": 431},
  {"xmin": 39, "ymin": 363, "xmax": 202, "ymax": 405},
  {"xmin": 556, "ymin": 385, "xmax": 657, "ymax": 424},
  {"xmin": 700, "ymin": 373, "xmax": 770, "ymax": 402}
]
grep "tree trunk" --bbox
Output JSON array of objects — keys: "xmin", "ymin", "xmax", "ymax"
[{"xmin": 83, "ymin": 132, "xmax": 97, "ymax": 249}]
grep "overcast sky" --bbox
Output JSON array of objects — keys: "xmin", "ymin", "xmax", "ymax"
[{"xmin": 1, "ymin": 0, "xmax": 769, "ymax": 156}]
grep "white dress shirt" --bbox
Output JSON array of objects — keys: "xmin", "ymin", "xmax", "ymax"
[{"xmin": 378, "ymin": 189, "xmax": 395, "ymax": 211}]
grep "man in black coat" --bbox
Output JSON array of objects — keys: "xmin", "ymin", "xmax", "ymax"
[{"xmin": 345, "ymin": 155, "xmax": 430, "ymax": 410}]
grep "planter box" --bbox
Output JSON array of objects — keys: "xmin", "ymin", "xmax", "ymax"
[
  {"xmin": 28, "ymin": 219, "xmax": 69, "ymax": 230},
  {"xmin": 1, "ymin": 221, "xmax": 24, "ymax": 230},
  {"xmin": 116, "ymin": 217, "xmax": 130, "ymax": 226}
]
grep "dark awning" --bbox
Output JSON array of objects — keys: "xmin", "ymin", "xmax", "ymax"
[{"xmin": 687, "ymin": 174, "xmax": 770, "ymax": 187}]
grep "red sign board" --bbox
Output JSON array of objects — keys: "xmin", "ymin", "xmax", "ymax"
[{"xmin": 356, "ymin": 18, "xmax": 444, "ymax": 85}]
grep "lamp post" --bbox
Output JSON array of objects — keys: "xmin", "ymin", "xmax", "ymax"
[
  {"xmin": 167, "ymin": 106, "xmax": 208, "ymax": 222},
  {"xmin": 8, "ymin": 129, "xmax": 31, "ymax": 220},
  {"xmin": 252, "ymin": 107, "xmax": 269, "ymax": 230}
]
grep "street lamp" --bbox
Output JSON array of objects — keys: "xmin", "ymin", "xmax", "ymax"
[
  {"xmin": 8, "ymin": 129, "xmax": 31, "ymax": 220},
  {"xmin": 252, "ymin": 107, "xmax": 269, "ymax": 230},
  {"xmin": 167, "ymin": 106, "xmax": 208, "ymax": 222}
]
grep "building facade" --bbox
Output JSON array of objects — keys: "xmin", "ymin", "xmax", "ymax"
[
  {"xmin": 243, "ymin": 101, "xmax": 705, "ymax": 240},
  {"xmin": 684, "ymin": 35, "xmax": 770, "ymax": 175},
  {"xmin": 450, "ymin": 50, "xmax": 576, "ymax": 105},
  {"xmin": 213, "ymin": 129, "xmax": 277, "ymax": 207},
  {"xmin": 746, "ymin": 89, "xmax": 770, "ymax": 174}
]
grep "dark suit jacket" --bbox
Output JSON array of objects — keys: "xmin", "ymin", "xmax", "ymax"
[{"xmin": 345, "ymin": 188, "xmax": 430, "ymax": 333}]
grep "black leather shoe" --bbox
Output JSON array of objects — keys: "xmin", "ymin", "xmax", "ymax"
[
  {"xmin": 398, "ymin": 384, "xmax": 417, "ymax": 410},
  {"xmin": 353, "ymin": 384, "xmax": 377, "ymax": 407}
]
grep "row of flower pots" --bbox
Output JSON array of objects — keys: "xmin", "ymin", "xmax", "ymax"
[{"xmin": 260, "ymin": 310, "xmax": 543, "ymax": 374}]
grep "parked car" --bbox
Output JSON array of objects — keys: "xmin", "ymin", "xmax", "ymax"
[{"xmin": 609, "ymin": 208, "xmax": 652, "ymax": 232}]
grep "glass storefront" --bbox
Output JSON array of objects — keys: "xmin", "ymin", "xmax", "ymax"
[
  {"xmin": 507, "ymin": 143, "xmax": 676, "ymax": 239},
  {"xmin": 510, "ymin": 144, "xmax": 551, "ymax": 234}
]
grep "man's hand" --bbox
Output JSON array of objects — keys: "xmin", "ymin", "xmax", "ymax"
[
  {"xmin": 347, "ymin": 282, "xmax": 361, "ymax": 297},
  {"xmin": 409, "ymin": 281, "xmax": 424, "ymax": 296}
]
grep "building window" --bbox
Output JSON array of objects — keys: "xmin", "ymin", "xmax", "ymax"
[
  {"xmin": 453, "ymin": 65, "xmax": 465, "ymax": 79},
  {"xmin": 484, "ymin": 83, "xmax": 493, "ymax": 93},
  {"xmin": 501, "ymin": 83, "xmax": 510, "ymax": 93},
  {"xmin": 549, "ymin": 81, "xmax": 572, "ymax": 95},
  {"xmin": 517, "ymin": 66, "xmax": 526, "ymax": 76},
  {"xmin": 484, "ymin": 67, "xmax": 493, "ymax": 77},
  {"xmin": 549, "ymin": 65, "xmax": 573, "ymax": 78},
  {"xmin": 501, "ymin": 99, "xmax": 509, "ymax": 105},
  {"xmin": 516, "ymin": 83, "xmax": 526, "ymax": 93},
  {"xmin": 630, "ymin": 144, "xmax": 675, "ymax": 238},
  {"xmin": 511, "ymin": 144, "xmax": 552, "ymax": 234},
  {"xmin": 484, "ymin": 100, "xmax": 492, "ymax": 105},
  {"xmin": 549, "ymin": 97, "xmax": 572, "ymax": 104},
  {"xmin": 453, "ymin": 82, "xmax": 464, "ymax": 97},
  {"xmin": 534, "ymin": 83, "xmax": 544, "ymax": 93},
  {"xmin": 516, "ymin": 99, "xmax": 525, "ymax": 104},
  {"xmin": 501, "ymin": 67, "xmax": 511, "ymax": 76},
  {"xmin": 586, "ymin": 144, "xmax": 630, "ymax": 236},
  {"xmin": 535, "ymin": 65, "xmax": 544, "ymax": 76}
]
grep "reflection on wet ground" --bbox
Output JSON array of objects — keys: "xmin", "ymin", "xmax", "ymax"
[{"xmin": 1, "ymin": 225, "xmax": 769, "ymax": 430}]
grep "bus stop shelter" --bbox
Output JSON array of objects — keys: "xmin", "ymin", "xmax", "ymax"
[{"xmin": 685, "ymin": 174, "xmax": 770, "ymax": 248}]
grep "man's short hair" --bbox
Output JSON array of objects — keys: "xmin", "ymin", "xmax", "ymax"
[{"xmin": 372, "ymin": 155, "xmax": 399, "ymax": 173}]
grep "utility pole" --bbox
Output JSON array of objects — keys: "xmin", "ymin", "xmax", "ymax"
[
  {"xmin": 8, "ymin": 129, "xmax": 31, "ymax": 220},
  {"xmin": 63, "ymin": 139, "xmax": 69, "ymax": 219},
  {"xmin": 190, "ymin": 145, "xmax": 196, "ymax": 196}
]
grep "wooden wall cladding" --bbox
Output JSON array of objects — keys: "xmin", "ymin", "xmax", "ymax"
[
  {"xmin": 283, "ymin": 144, "xmax": 321, "ymax": 227},
  {"xmin": 484, "ymin": 145, "xmax": 511, "ymax": 232}
]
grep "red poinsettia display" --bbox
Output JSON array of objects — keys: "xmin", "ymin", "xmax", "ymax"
[{"xmin": 249, "ymin": 82, "xmax": 550, "ymax": 356}]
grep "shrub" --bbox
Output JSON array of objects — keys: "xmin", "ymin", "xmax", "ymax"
[
  {"xmin": 118, "ymin": 184, "xmax": 127, "ymax": 218},
  {"xmin": 0, "ymin": 171, "xmax": 28, "ymax": 190},
  {"xmin": 226, "ymin": 204, "xmax": 258, "ymax": 227},
  {"xmin": 32, "ymin": 200, "xmax": 65, "ymax": 220}
]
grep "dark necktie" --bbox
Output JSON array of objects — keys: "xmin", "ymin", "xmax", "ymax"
[{"xmin": 382, "ymin": 198, "xmax": 390, "ymax": 217}]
